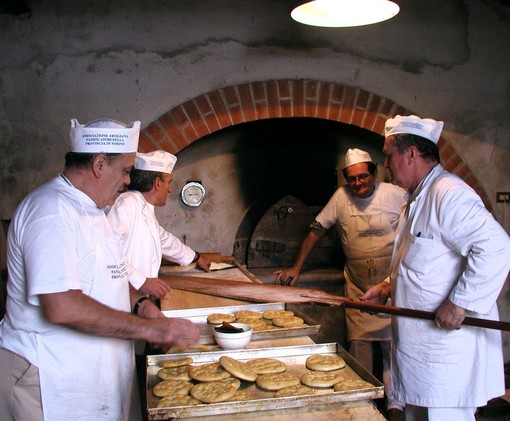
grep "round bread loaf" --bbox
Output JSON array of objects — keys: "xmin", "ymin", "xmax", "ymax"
[
  {"xmin": 272, "ymin": 316, "xmax": 304, "ymax": 328},
  {"xmin": 225, "ymin": 390, "xmax": 250, "ymax": 401},
  {"xmin": 235, "ymin": 318, "xmax": 268, "ymax": 331},
  {"xmin": 301, "ymin": 370, "xmax": 345, "ymax": 388},
  {"xmin": 334, "ymin": 379, "xmax": 373, "ymax": 391},
  {"xmin": 152, "ymin": 379, "xmax": 194, "ymax": 397},
  {"xmin": 157, "ymin": 365, "xmax": 191, "ymax": 381},
  {"xmin": 262, "ymin": 309, "xmax": 294, "ymax": 320},
  {"xmin": 190, "ymin": 381, "xmax": 238, "ymax": 403},
  {"xmin": 207, "ymin": 313, "xmax": 236, "ymax": 324},
  {"xmin": 306, "ymin": 354, "xmax": 346, "ymax": 371},
  {"xmin": 156, "ymin": 394, "xmax": 201, "ymax": 408},
  {"xmin": 159, "ymin": 356, "xmax": 193, "ymax": 368},
  {"xmin": 216, "ymin": 376, "xmax": 241, "ymax": 390},
  {"xmin": 246, "ymin": 358, "xmax": 287, "ymax": 374},
  {"xmin": 255, "ymin": 372, "xmax": 300, "ymax": 391},
  {"xmin": 274, "ymin": 384, "xmax": 316, "ymax": 397},
  {"xmin": 188, "ymin": 362, "xmax": 232, "ymax": 382},
  {"xmin": 234, "ymin": 310, "xmax": 262, "ymax": 320},
  {"xmin": 219, "ymin": 356, "xmax": 258, "ymax": 382}
]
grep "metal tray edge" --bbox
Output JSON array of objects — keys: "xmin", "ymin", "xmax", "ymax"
[{"xmin": 147, "ymin": 343, "xmax": 383, "ymax": 419}]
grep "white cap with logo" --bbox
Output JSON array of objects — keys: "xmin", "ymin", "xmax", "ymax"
[
  {"xmin": 384, "ymin": 115, "xmax": 444, "ymax": 144},
  {"xmin": 343, "ymin": 148, "xmax": 373, "ymax": 169},
  {"xmin": 69, "ymin": 118, "xmax": 140, "ymax": 153},
  {"xmin": 135, "ymin": 150, "xmax": 177, "ymax": 174}
]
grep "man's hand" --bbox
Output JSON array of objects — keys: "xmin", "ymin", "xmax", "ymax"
[
  {"xmin": 434, "ymin": 299, "xmax": 465, "ymax": 330},
  {"xmin": 273, "ymin": 267, "xmax": 300, "ymax": 286},
  {"xmin": 136, "ymin": 298, "xmax": 166, "ymax": 319},
  {"xmin": 196, "ymin": 255, "xmax": 212, "ymax": 272},
  {"xmin": 273, "ymin": 231, "xmax": 319, "ymax": 286},
  {"xmin": 136, "ymin": 300, "xmax": 200, "ymax": 350},
  {"xmin": 139, "ymin": 278, "xmax": 171, "ymax": 299},
  {"xmin": 146, "ymin": 317, "xmax": 201, "ymax": 351},
  {"xmin": 359, "ymin": 281, "xmax": 391, "ymax": 305}
]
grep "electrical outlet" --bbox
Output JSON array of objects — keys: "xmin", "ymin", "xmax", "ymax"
[{"xmin": 496, "ymin": 192, "xmax": 510, "ymax": 203}]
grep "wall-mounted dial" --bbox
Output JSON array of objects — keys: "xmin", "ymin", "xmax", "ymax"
[{"xmin": 181, "ymin": 181, "xmax": 205, "ymax": 207}]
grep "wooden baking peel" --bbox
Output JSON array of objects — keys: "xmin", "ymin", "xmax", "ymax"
[{"xmin": 160, "ymin": 275, "xmax": 510, "ymax": 332}]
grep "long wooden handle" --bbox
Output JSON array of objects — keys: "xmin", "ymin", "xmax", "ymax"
[
  {"xmin": 304, "ymin": 293, "xmax": 510, "ymax": 331},
  {"xmin": 161, "ymin": 275, "xmax": 510, "ymax": 332}
]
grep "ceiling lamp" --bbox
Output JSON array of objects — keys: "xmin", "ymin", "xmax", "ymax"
[{"xmin": 291, "ymin": 0, "xmax": 400, "ymax": 28}]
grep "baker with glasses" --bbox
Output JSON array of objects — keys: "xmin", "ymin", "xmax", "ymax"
[
  {"xmin": 274, "ymin": 148, "xmax": 408, "ymax": 421},
  {"xmin": 346, "ymin": 173, "xmax": 371, "ymax": 183}
]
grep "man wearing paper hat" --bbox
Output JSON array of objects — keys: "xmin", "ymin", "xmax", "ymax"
[
  {"xmin": 361, "ymin": 115, "xmax": 510, "ymax": 420},
  {"xmin": 0, "ymin": 119, "xmax": 200, "ymax": 421},
  {"xmin": 384, "ymin": 114, "xmax": 443, "ymax": 144},
  {"xmin": 274, "ymin": 147, "xmax": 407, "ymax": 418},
  {"xmin": 108, "ymin": 150, "xmax": 211, "ymax": 299}
]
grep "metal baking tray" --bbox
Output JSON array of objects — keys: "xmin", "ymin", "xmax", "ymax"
[
  {"xmin": 162, "ymin": 302, "xmax": 320, "ymax": 345},
  {"xmin": 146, "ymin": 343, "xmax": 383, "ymax": 420}
]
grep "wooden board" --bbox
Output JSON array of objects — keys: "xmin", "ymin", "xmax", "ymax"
[
  {"xmin": 160, "ymin": 267, "xmax": 256, "ymax": 310},
  {"xmin": 160, "ymin": 275, "xmax": 510, "ymax": 331},
  {"xmin": 161, "ymin": 275, "xmax": 341, "ymax": 305}
]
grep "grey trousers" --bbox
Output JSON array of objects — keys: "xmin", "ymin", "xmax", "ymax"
[
  {"xmin": 0, "ymin": 347, "xmax": 44, "ymax": 421},
  {"xmin": 405, "ymin": 404, "xmax": 476, "ymax": 421}
]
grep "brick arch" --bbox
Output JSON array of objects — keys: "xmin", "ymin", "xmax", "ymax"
[{"xmin": 139, "ymin": 80, "xmax": 490, "ymax": 209}]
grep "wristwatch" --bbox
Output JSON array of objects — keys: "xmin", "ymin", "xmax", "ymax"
[{"xmin": 132, "ymin": 296, "xmax": 150, "ymax": 315}]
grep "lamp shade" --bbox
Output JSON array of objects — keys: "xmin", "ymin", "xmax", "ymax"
[{"xmin": 291, "ymin": 0, "xmax": 400, "ymax": 28}]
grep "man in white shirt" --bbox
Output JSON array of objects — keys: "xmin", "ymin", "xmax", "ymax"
[
  {"xmin": 361, "ymin": 115, "xmax": 510, "ymax": 421},
  {"xmin": 274, "ymin": 148, "xmax": 407, "ymax": 419},
  {"xmin": 108, "ymin": 150, "xmax": 211, "ymax": 299},
  {"xmin": 0, "ymin": 118, "xmax": 200, "ymax": 421}
]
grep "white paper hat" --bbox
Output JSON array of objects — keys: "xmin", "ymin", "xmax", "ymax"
[
  {"xmin": 135, "ymin": 150, "xmax": 177, "ymax": 174},
  {"xmin": 343, "ymin": 148, "xmax": 373, "ymax": 169},
  {"xmin": 384, "ymin": 115, "xmax": 444, "ymax": 144},
  {"xmin": 69, "ymin": 118, "xmax": 140, "ymax": 153}
]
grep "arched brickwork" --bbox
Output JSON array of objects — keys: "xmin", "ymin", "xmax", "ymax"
[{"xmin": 140, "ymin": 80, "xmax": 490, "ymax": 209}]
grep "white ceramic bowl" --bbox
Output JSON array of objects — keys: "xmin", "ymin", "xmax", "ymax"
[{"xmin": 213, "ymin": 323, "xmax": 253, "ymax": 350}]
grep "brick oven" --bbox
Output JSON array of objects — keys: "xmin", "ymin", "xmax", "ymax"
[
  {"xmin": 144, "ymin": 79, "xmax": 488, "ymax": 266},
  {"xmin": 142, "ymin": 79, "xmax": 490, "ymax": 345}
]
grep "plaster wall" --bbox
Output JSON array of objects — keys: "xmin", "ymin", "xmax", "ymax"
[
  {"xmin": 1, "ymin": 1, "xmax": 509, "ymax": 217},
  {"xmin": 1, "ymin": 0, "xmax": 509, "ymax": 357}
]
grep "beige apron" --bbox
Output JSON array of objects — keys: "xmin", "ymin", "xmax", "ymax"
[
  {"xmin": 343, "ymin": 195, "xmax": 394, "ymax": 341},
  {"xmin": 36, "ymin": 235, "xmax": 139, "ymax": 420}
]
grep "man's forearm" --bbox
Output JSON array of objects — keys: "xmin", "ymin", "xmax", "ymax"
[
  {"xmin": 40, "ymin": 289, "xmax": 155, "ymax": 340},
  {"xmin": 293, "ymin": 231, "xmax": 320, "ymax": 270}
]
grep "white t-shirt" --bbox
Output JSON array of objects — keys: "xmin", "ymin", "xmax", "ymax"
[
  {"xmin": 108, "ymin": 191, "xmax": 195, "ymax": 288},
  {"xmin": 0, "ymin": 174, "xmax": 136, "ymax": 420},
  {"xmin": 1, "ymin": 175, "xmax": 128, "ymax": 362},
  {"xmin": 315, "ymin": 182, "xmax": 406, "ymax": 260}
]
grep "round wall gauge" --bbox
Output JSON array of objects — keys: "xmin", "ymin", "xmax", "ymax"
[{"xmin": 181, "ymin": 181, "xmax": 206, "ymax": 207}]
